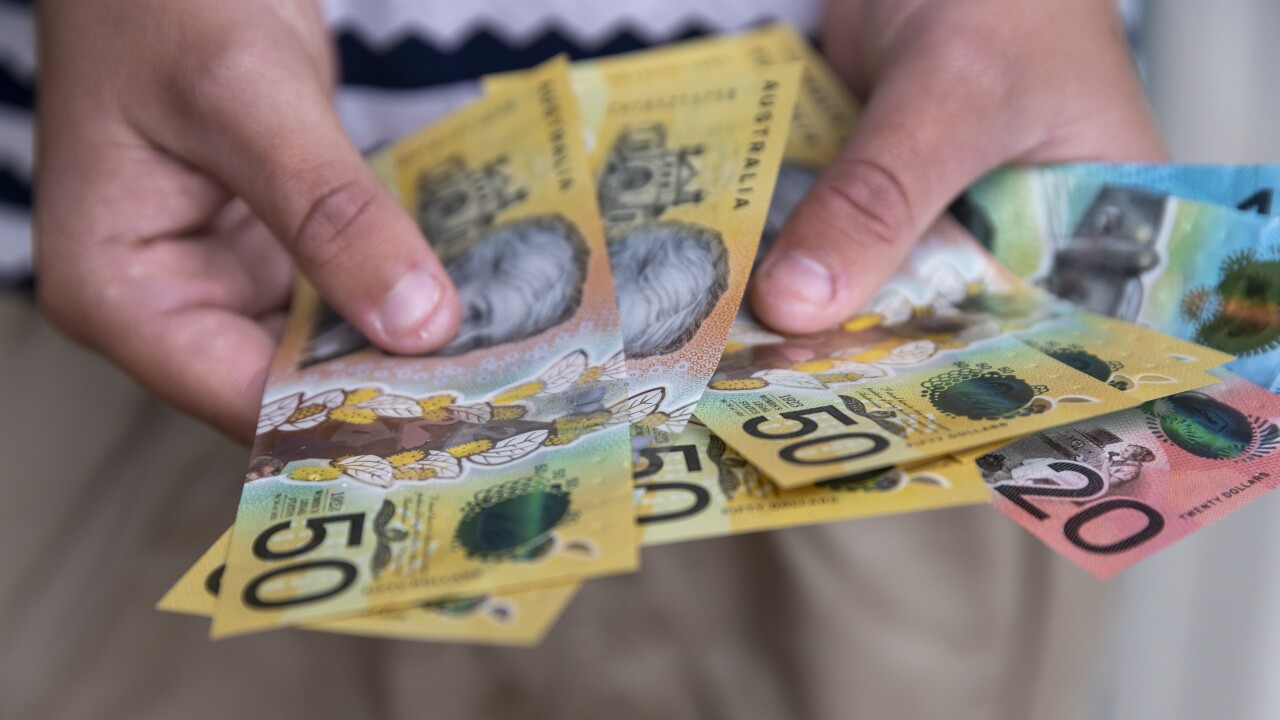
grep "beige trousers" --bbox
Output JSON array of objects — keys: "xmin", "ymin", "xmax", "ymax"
[{"xmin": 0, "ymin": 295, "xmax": 1105, "ymax": 720}]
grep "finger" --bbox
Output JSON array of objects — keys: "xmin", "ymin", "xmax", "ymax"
[
  {"xmin": 163, "ymin": 54, "xmax": 460, "ymax": 355},
  {"xmin": 750, "ymin": 41, "xmax": 1024, "ymax": 334}
]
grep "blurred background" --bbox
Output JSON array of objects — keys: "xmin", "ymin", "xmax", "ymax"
[
  {"xmin": 2, "ymin": 1, "xmax": 1279, "ymax": 718},
  {"xmin": 1100, "ymin": 2, "xmax": 1280, "ymax": 719}
]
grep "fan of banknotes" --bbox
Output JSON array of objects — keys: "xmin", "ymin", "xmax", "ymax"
[{"xmin": 156, "ymin": 25, "xmax": 1280, "ymax": 646}]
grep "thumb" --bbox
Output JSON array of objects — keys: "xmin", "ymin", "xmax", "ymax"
[
  {"xmin": 750, "ymin": 44, "xmax": 1017, "ymax": 334},
  {"xmin": 173, "ymin": 61, "xmax": 460, "ymax": 354}
]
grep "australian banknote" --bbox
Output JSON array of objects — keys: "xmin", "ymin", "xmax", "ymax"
[
  {"xmin": 962, "ymin": 369, "xmax": 1280, "ymax": 578},
  {"xmin": 961, "ymin": 165, "xmax": 1280, "ymax": 390},
  {"xmin": 161, "ymin": 532, "xmax": 576, "ymax": 646},
  {"xmin": 212, "ymin": 59, "xmax": 648, "ymax": 638},
  {"xmin": 634, "ymin": 420, "xmax": 988, "ymax": 544},
  {"xmin": 584, "ymin": 62, "xmax": 801, "ymax": 435}
]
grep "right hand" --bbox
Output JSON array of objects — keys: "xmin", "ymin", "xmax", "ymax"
[
  {"xmin": 34, "ymin": 0, "xmax": 460, "ymax": 443},
  {"xmin": 750, "ymin": 0, "xmax": 1165, "ymax": 334}
]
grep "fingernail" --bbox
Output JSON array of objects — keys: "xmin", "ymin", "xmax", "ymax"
[
  {"xmin": 417, "ymin": 294, "xmax": 458, "ymax": 347},
  {"xmin": 763, "ymin": 252, "xmax": 836, "ymax": 306},
  {"xmin": 376, "ymin": 268, "xmax": 442, "ymax": 340}
]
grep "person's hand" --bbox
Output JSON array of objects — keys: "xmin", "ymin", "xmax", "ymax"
[
  {"xmin": 34, "ymin": 0, "xmax": 460, "ymax": 443},
  {"xmin": 751, "ymin": 0, "xmax": 1167, "ymax": 332}
]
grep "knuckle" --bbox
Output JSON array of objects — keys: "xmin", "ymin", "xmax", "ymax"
[
  {"xmin": 288, "ymin": 177, "xmax": 380, "ymax": 273},
  {"xmin": 818, "ymin": 157, "xmax": 913, "ymax": 250}
]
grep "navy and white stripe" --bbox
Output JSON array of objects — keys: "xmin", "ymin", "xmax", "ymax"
[{"xmin": 0, "ymin": 0, "xmax": 34, "ymax": 288}]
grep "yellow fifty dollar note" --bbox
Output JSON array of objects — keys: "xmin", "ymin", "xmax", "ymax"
[
  {"xmin": 699, "ymin": 219, "xmax": 1230, "ymax": 488},
  {"xmin": 634, "ymin": 421, "xmax": 989, "ymax": 544},
  {"xmin": 162, "ymin": 532, "xmax": 576, "ymax": 646},
  {"xmin": 698, "ymin": 331, "xmax": 1144, "ymax": 489},
  {"xmin": 213, "ymin": 59, "xmax": 648, "ymax": 637},
  {"xmin": 586, "ymin": 62, "xmax": 801, "ymax": 435}
]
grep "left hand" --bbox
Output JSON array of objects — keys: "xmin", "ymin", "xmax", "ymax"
[{"xmin": 750, "ymin": 0, "xmax": 1167, "ymax": 332}]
